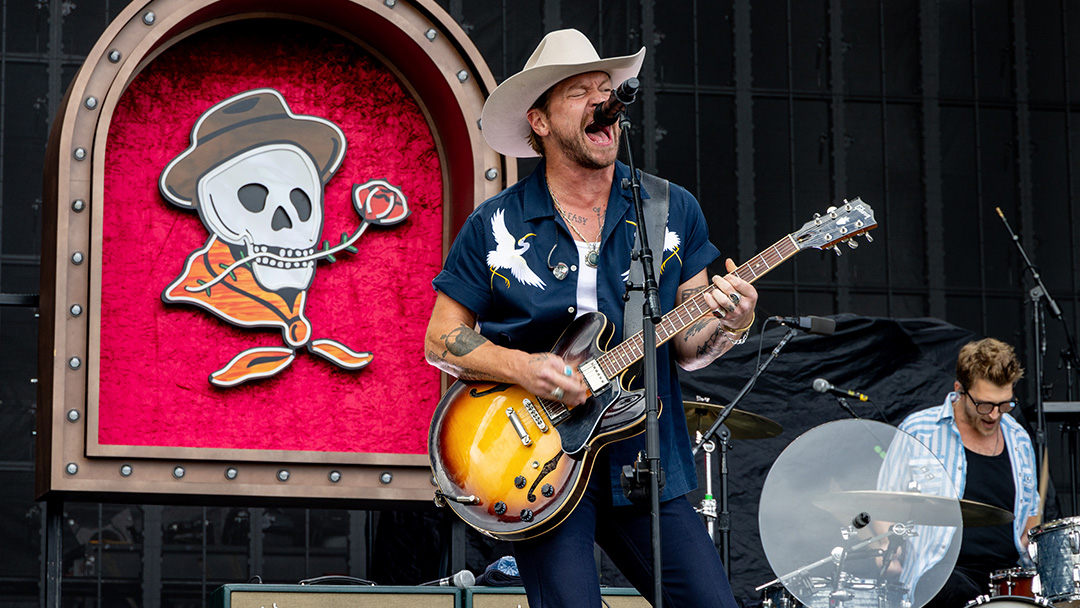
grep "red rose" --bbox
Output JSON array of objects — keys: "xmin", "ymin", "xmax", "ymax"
[{"xmin": 353, "ymin": 180, "xmax": 410, "ymax": 226}]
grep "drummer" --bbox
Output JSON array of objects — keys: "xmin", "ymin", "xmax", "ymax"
[{"xmin": 881, "ymin": 338, "xmax": 1039, "ymax": 608}]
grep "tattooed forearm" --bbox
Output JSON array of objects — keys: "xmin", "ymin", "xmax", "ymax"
[
  {"xmin": 694, "ymin": 325, "xmax": 728, "ymax": 357},
  {"xmin": 683, "ymin": 317, "xmax": 716, "ymax": 341},
  {"xmin": 440, "ymin": 324, "xmax": 489, "ymax": 357},
  {"xmin": 679, "ymin": 285, "xmax": 709, "ymax": 303},
  {"xmin": 426, "ymin": 349, "xmax": 498, "ymax": 381}
]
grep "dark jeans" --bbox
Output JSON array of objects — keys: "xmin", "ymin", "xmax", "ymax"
[{"xmin": 512, "ymin": 455, "xmax": 738, "ymax": 608}]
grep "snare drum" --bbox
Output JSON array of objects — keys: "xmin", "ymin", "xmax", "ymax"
[
  {"xmin": 805, "ymin": 576, "xmax": 908, "ymax": 608},
  {"xmin": 989, "ymin": 568, "xmax": 1038, "ymax": 599},
  {"xmin": 1030, "ymin": 517, "xmax": 1080, "ymax": 605},
  {"xmin": 760, "ymin": 582, "xmax": 803, "ymax": 608}
]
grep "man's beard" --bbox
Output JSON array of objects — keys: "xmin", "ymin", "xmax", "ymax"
[{"xmin": 548, "ymin": 122, "xmax": 618, "ymax": 170}]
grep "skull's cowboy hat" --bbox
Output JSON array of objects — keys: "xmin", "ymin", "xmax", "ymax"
[
  {"xmin": 160, "ymin": 88, "xmax": 346, "ymax": 208},
  {"xmin": 480, "ymin": 28, "xmax": 645, "ymax": 159}
]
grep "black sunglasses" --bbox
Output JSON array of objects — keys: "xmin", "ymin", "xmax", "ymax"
[{"xmin": 960, "ymin": 384, "xmax": 1018, "ymax": 415}]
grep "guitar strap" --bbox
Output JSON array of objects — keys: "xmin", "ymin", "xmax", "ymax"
[{"xmin": 623, "ymin": 171, "xmax": 670, "ymax": 340}]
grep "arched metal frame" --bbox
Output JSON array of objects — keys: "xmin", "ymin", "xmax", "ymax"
[{"xmin": 36, "ymin": 0, "xmax": 513, "ymax": 504}]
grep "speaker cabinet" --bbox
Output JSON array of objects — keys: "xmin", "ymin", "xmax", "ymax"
[
  {"xmin": 466, "ymin": 587, "xmax": 648, "ymax": 608},
  {"xmin": 211, "ymin": 584, "xmax": 460, "ymax": 608}
]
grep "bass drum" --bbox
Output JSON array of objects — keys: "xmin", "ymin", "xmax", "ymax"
[{"xmin": 963, "ymin": 595, "xmax": 1049, "ymax": 608}]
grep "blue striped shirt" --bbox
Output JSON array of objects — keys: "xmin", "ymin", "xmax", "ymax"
[{"xmin": 879, "ymin": 393, "xmax": 1039, "ymax": 597}]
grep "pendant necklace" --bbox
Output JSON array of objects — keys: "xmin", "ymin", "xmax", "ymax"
[{"xmin": 549, "ymin": 184, "xmax": 604, "ymax": 268}]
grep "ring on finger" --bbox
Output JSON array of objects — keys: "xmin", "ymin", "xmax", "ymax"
[
  {"xmin": 729, "ymin": 292, "xmax": 741, "ymax": 307},
  {"xmin": 563, "ymin": 365, "xmax": 573, "ymax": 377},
  {"xmin": 551, "ymin": 386, "xmax": 565, "ymax": 401}
]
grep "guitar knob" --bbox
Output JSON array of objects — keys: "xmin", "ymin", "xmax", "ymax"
[
  {"xmin": 514, "ymin": 476, "xmax": 527, "ymax": 489},
  {"xmin": 541, "ymin": 484, "xmax": 554, "ymax": 498},
  {"xmin": 520, "ymin": 509, "xmax": 534, "ymax": 522},
  {"xmin": 493, "ymin": 501, "xmax": 507, "ymax": 515}
]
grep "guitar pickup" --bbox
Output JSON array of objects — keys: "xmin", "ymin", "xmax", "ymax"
[
  {"xmin": 522, "ymin": 399, "xmax": 548, "ymax": 432},
  {"xmin": 506, "ymin": 407, "xmax": 532, "ymax": 446},
  {"xmin": 578, "ymin": 360, "xmax": 609, "ymax": 394}
]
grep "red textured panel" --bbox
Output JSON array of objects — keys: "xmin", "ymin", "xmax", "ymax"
[{"xmin": 98, "ymin": 20, "xmax": 442, "ymax": 455}]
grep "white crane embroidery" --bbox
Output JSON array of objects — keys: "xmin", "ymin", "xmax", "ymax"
[
  {"xmin": 661, "ymin": 228, "xmax": 681, "ymax": 274},
  {"xmin": 487, "ymin": 208, "xmax": 546, "ymax": 290}
]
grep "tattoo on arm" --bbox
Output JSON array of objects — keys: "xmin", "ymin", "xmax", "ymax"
[
  {"xmin": 679, "ymin": 285, "xmax": 709, "ymax": 303},
  {"xmin": 695, "ymin": 325, "xmax": 727, "ymax": 357},
  {"xmin": 427, "ymin": 349, "xmax": 495, "ymax": 381},
  {"xmin": 440, "ymin": 324, "xmax": 489, "ymax": 358},
  {"xmin": 683, "ymin": 317, "xmax": 715, "ymax": 341}
]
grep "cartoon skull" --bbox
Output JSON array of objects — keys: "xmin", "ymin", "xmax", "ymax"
[{"xmin": 197, "ymin": 144, "xmax": 323, "ymax": 291}]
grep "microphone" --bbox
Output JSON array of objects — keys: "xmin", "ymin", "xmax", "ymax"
[
  {"xmin": 592, "ymin": 78, "xmax": 640, "ymax": 127},
  {"xmin": 813, "ymin": 378, "xmax": 871, "ymax": 402},
  {"xmin": 771, "ymin": 315, "xmax": 836, "ymax": 336},
  {"xmin": 419, "ymin": 569, "xmax": 475, "ymax": 588}
]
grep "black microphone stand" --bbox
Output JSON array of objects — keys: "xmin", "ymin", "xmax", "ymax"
[
  {"xmin": 996, "ymin": 208, "xmax": 1080, "ymax": 477},
  {"xmin": 618, "ymin": 108, "xmax": 665, "ymax": 606},
  {"xmin": 692, "ymin": 327, "xmax": 799, "ymax": 569}
]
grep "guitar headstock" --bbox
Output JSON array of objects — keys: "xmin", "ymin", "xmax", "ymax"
[{"xmin": 793, "ymin": 198, "xmax": 877, "ymax": 254}]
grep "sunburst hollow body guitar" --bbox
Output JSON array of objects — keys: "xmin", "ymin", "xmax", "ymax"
[{"xmin": 429, "ymin": 199, "xmax": 877, "ymax": 540}]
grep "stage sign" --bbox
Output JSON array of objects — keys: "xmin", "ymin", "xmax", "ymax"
[{"xmin": 37, "ymin": 0, "xmax": 514, "ymax": 504}]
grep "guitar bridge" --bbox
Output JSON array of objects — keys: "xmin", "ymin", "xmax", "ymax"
[
  {"xmin": 578, "ymin": 360, "xmax": 609, "ymax": 395},
  {"xmin": 522, "ymin": 399, "xmax": 548, "ymax": 432}
]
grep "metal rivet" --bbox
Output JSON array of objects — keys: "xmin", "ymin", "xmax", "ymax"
[
  {"xmin": 380, "ymin": 472, "xmax": 393, "ymax": 484},
  {"xmin": 485, "ymin": 168, "xmax": 499, "ymax": 181},
  {"xmin": 277, "ymin": 469, "xmax": 290, "ymax": 482},
  {"xmin": 173, "ymin": 466, "xmax": 185, "ymax": 478},
  {"xmin": 70, "ymin": 304, "xmax": 82, "ymax": 317},
  {"xmin": 456, "ymin": 70, "xmax": 469, "ymax": 82},
  {"xmin": 328, "ymin": 471, "xmax": 342, "ymax": 483},
  {"xmin": 73, "ymin": 148, "xmax": 86, "ymax": 161},
  {"xmin": 384, "ymin": 0, "xmax": 396, "ymax": 6},
  {"xmin": 567, "ymin": 306, "xmax": 575, "ymax": 313},
  {"xmin": 120, "ymin": 464, "xmax": 132, "ymax": 477},
  {"xmin": 67, "ymin": 409, "xmax": 80, "ymax": 422},
  {"xmin": 425, "ymin": 28, "xmax": 437, "ymax": 41},
  {"xmin": 142, "ymin": 11, "xmax": 155, "ymax": 25},
  {"xmin": 532, "ymin": 461, "xmax": 540, "ymax": 469},
  {"xmin": 72, "ymin": 199, "xmax": 86, "ymax": 212},
  {"xmin": 66, "ymin": 463, "xmax": 78, "ymax": 475},
  {"xmin": 71, "ymin": 252, "xmax": 84, "ymax": 265},
  {"xmin": 68, "ymin": 357, "xmax": 81, "ymax": 370},
  {"xmin": 224, "ymin": 468, "xmax": 238, "ymax": 480},
  {"xmin": 108, "ymin": 50, "xmax": 121, "ymax": 63},
  {"xmin": 85, "ymin": 97, "xmax": 98, "ymax": 110}
]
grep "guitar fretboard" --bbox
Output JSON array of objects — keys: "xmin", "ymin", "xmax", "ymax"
[{"xmin": 596, "ymin": 234, "xmax": 800, "ymax": 379}]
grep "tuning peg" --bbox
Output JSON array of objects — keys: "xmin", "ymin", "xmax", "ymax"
[
  {"xmin": 846, "ymin": 239, "xmax": 859, "ymax": 249},
  {"xmin": 827, "ymin": 206, "xmax": 837, "ymax": 213},
  {"xmin": 831, "ymin": 246, "xmax": 843, "ymax": 256},
  {"xmin": 863, "ymin": 233, "xmax": 874, "ymax": 243}
]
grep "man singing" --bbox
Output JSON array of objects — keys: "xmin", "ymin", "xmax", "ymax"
[{"xmin": 425, "ymin": 28, "xmax": 753, "ymax": 607}]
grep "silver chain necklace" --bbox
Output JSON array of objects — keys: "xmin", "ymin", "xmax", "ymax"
[{"xmin": 548, "ymin": 184, "xmax": 604, "ymax": 267}]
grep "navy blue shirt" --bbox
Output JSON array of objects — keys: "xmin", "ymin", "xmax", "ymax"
[{"xmin": 432, "ymin": 160, "xmax": 720, "ymax": 505}]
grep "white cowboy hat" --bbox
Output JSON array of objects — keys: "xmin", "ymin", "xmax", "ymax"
[{"xmin": 481, "ymin": 28, "xmax": 645, "ymax": 159}]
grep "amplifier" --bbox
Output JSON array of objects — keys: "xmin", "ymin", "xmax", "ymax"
[
  {"xmin": 210, "ymin": 584, "xmax": 460, "ymax": 608},
  {"xmin": 466, "ymin": 587, "xmax": 648, "ymax": 608}
]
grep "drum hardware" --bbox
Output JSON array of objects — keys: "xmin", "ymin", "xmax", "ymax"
[{"xmin": 685, "ymin": 399, "xmax": 784, "ymax": 570}]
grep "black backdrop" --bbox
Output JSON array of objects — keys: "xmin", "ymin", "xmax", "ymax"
[{"xmin": 1, "ymin": 0, "xmax": 1078, "ymax": 605}]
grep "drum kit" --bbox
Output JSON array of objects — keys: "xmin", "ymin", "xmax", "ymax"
[{"xmin": 683, "ymin": 407, "xmax": 1080, "ymax": 608}]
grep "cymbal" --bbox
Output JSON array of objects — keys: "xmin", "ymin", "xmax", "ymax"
[
  {"xmin": 812, "ymin": 490, "xmax": 1014, "ymax": 527},
  {"xmin": 682, "ymin": 401, "xmax": 783, "ymax": 440}
]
